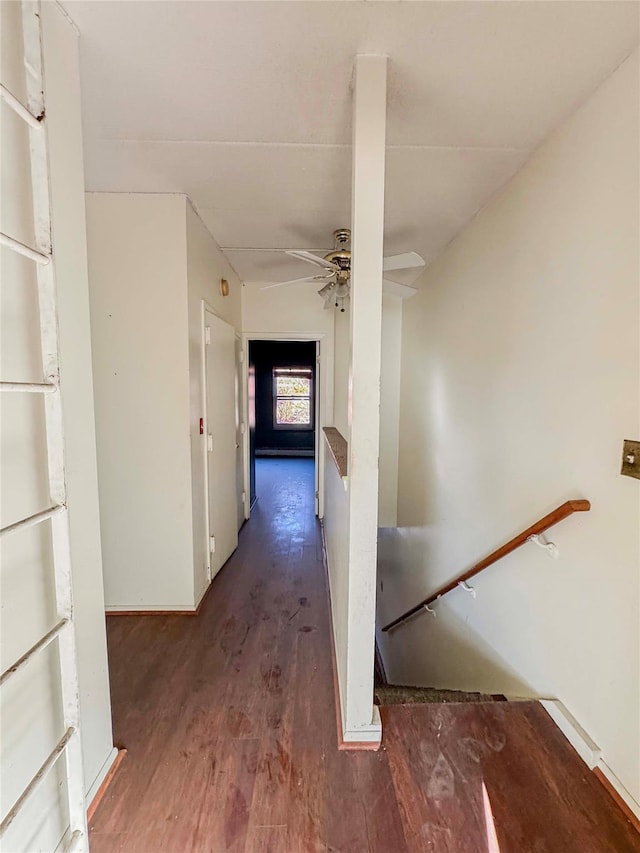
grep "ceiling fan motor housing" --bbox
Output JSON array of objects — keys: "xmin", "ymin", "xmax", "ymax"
[{"xmin": 324, "ymin": 227, "xmax": 351, "ymax": 277}]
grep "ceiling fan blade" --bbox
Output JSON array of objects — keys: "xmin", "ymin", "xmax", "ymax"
[
  {"xmin": 383, "ymin": 251, "xmax": 425, "ymax": 272},
  {"xmin": 383, "ymin": 278, "xmax": 419, "ymax": 300},
  {"xmin": 286, "ymin": 250, "xmax": 340, "ymax": 271},
  {"xmin": 260, "ymin": 274, "xmax": 333, "ymax": 291}
]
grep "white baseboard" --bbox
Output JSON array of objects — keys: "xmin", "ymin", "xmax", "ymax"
[
  {"xmin": 540, "ymin": 700, "xmax": 601, "ymax": 769},
  {"xmin": 541, "ymin": 700, "xmax": 640, "ymax": 820},
  {"xmin": 107, "ymin": 583, "xmax": 211, "ymax": 614},
  {"xmin": 342, "ymin": 706, "xmax": 382, "ymax": 744},
  {"xmin": 105, "ymin": 603, "xmax": 196, "ymax": 613},
  {"xmin": 596, "ymin": 758, "xmax": 640, "ymax": 820},
  {"xmin": 85, "ymin": 746, "xmax": 119, "ymax": 805}
]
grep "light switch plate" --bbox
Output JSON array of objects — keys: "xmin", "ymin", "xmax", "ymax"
[{"xmin": 621, "ymin": 439, "xmax": 640, "ymax": 480}]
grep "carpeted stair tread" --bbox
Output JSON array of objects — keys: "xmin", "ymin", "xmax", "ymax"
[{"xmin": 374, "ymin": 684, "xmax": 504, "ymax": 705}]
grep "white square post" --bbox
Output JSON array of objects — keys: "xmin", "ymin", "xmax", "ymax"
[{"xmin": 344, "ymin": 54, "xmax": 387, "ymax": 742}]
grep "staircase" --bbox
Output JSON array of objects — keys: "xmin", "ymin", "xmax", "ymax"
[
  {"xmin": 371, "ymin": 643, "xmax": 640, "ymax": 847},
  {"xmin": 375, "ymin": 683, "xmax": 505, "ymax": 705},
  {"xmin": 374, "ymin": 650, "xmax": 505, "ymax": 705}
]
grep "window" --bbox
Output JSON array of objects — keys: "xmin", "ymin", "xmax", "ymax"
[{"xmin": 273, "ymin": 367, "xmax": 313, "ymax": 429}]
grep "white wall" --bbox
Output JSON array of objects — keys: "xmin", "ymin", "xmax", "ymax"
[
  {"xmin": 1, "ymin": 3, "xmax": 114, "ymax": 849},
  {"xmin": 378, "ymin": 294, "xmax": 402, "ymax": 526},
  {"xmin": 242, "ymin": 280, "xmax": 335, "ymax": 348},
  {"xmin": 334, "ymin": 294, "xmax": 402, "ymax": 527},
  {"xmin": 185, "ymin": 201, "xmax": 242, "ymax": 604},
  {"xmin": 87, "ymin": 193, "xmax": 195, "ymax": 609},
  {"xmin": 333, "ymin": 308, "xmax": 350, "ymax": 439},
  {"xmin": 322, "ymin": 446, "xmax": 350, "ymax": 725},
  {"xmin": 378, "ymin": 52, "xmax": 640, "ymax": 807},
  {"xmin": 87, "ymin": 194, "xmax": 244, "ymax": 611}
]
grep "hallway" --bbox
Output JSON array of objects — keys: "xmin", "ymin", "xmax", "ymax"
[
  {"xmin": 90, "ymin": 459, "xmax": 639, "ymax": 852},
  {"xmin": 90, "ymin": 458, "xmax": 406, "ymax": 852}
]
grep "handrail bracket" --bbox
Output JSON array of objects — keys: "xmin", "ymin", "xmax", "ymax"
[{"xmin": 381, "ymin": 499, "xmax": 590, "ymax": 632}]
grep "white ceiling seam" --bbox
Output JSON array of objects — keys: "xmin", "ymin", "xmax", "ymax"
[{"xmin": 98, "ymin": 139, "xmax": 530, "ymax": 153}]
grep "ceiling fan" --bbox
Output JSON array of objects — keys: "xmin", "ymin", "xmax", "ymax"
[{"xmin": 260, "ymin": 229, "xmax": 425, "ymax": 311}]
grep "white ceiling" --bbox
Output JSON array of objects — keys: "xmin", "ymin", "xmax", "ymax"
[{"xmin": 66, "ymin": 1, "xmax": 639, "ymax": 284}]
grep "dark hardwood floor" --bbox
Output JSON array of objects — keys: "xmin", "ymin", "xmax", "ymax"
[{"xmin": 90, "ymin": 458, "xmax": 639, "ymax": 852}]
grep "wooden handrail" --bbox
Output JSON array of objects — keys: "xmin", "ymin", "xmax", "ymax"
[
  {"xmin": 323, "ymin": 427, "xmax": 348, "ymax": 478},
  {"xmin": 381, "ymin": 500, "xmax": 590, "ymax": 632}
]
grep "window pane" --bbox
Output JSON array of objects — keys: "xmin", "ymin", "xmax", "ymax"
[
  {"xmin": 276, "ymin": 398, "xmax": 311, "ymax": 425},
  {"xmin": 276, "ymin": 376, "xmax": 311, "ymax": 397}
]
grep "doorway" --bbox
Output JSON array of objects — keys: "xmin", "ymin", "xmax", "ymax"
[{"xmin": 247, "ymin": 340, "xmax": 319, "ymax": 514}]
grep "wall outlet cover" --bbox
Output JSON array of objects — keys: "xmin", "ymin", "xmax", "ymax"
[{"xmin": 621, "ymin": 439, "xmax": 640, "ymax": 480}]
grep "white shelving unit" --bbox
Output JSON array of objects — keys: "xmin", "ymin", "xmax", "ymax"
[{"xmin": 0, "ymin": 2, "xmax": 88, "ymax": 850}]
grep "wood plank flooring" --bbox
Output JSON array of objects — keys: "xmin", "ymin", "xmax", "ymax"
[{"xmin": 90, "ymin": 458, "xmax": 639, "ymax": 852}]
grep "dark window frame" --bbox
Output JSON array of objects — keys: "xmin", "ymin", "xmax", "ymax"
[{"xmin": 272, "ymin": 367, "xmax": 314, "ymax": 431}]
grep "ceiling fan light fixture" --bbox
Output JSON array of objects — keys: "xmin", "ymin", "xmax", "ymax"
[
  {"xmin": 323, "ymin": 292, "xmax": 336, "ymax": 310},
  {"xmin": 335, "ymin": 282, "xmax": 350, "ymax": 299},
  {"xmin": 317, "ymin": 281, "xmax": 336, "ymax": 298}
]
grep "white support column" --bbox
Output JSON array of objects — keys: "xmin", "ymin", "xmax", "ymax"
[{"xmin": 344, "ymin": 54, "xmax": 387, "ymax": 743}]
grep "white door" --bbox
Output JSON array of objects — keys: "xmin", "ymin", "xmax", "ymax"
[{"xmin": 205, "ymin": 310, "xmax": 238, "ymax": 578}]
